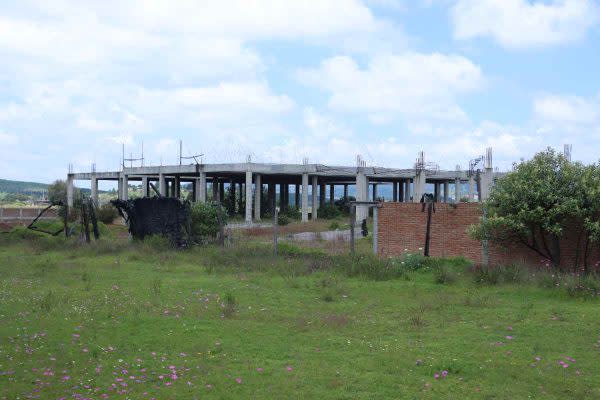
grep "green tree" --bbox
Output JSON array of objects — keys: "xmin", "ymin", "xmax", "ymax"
[
  {"xmin": 471, "ymin": 148, "xmax": 599, "ymax": 270},
  {"xmin": 48, "ymin": 180, "xmax": 82, "ymax": 222}
]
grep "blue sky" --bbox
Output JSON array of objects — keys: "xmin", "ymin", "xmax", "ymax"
[{"xmin": 1, "ymin": 0, "xmax": 599, "ymax": 187}]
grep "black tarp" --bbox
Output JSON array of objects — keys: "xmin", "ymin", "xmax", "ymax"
[{"xmin": 111, "ymin": 197, "xmax": 190, "ymax": 247}]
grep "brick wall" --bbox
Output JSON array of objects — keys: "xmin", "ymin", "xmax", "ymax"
[{"xmin": 378, "ymin": 202, "xmax": 600, "ymax": 269}]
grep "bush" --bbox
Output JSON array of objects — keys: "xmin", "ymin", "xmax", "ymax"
[
  {"xmin": 319, "ymin": 205, "xmax": 341, "ymax": 219},
  {"xmin": 433, "ymin": 264, "xmax": 456, "ymax": 284},
  {"xmin": 96, "ymin": 203, "xmax": 119, "ymax": 224},
  {"xmin": 277, "ymin": 214, "xmax": 290, "ymax": 226},
  {"xmin": 190, "ymin": 202, "xmax": 227, "ymax": 242}
]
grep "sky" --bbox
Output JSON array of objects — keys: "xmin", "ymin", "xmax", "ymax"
[{"xmin": 1, "ymin": 0, "xmax": 599, "ymax": 186}]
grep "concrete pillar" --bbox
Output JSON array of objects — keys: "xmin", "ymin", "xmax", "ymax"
[
  {"xmin": 372, "ymin": 183, "xmax": 378, "ymax": 201},
  {"xmin": 399, "ymin": 180, "xmax": 405, "ymax": 202},
  {"xmin": 480, "ymin": 169, "xmax": 494, "ymax": 201},
  {"xmin": 319, "ymin": 182, "xmax": 326, "ymax": 209},
  {"xmin": 238, "ymin": 183, "xmax": 244, "ymax": 213},
  {"xmin": 279, "ymin": 183, "xmax": 284, "ymax": 210},
  {"xmin": 159, "ymin": 173, "xmax": 166, "ymax": 197},
  {"xmin": 212, "ymin": 178, "xmax": 219, "ymax": 202},
  {"xmin": 301, "ymin": 173, "xmax": 309, "ymax": 222},
  {"xmin": 468, "ymin": 175, "xmax": 475, "ymax": 202},
  {"xmin": 454, "ymin": 178, "xmax": 461, "ymax": 202},
  {"xmin": 196, "ymin": 172, "xmax": 206, "ymax": 203},
  {"xmin": 329, "ymin": 184, "xmax": 335, "ymax": 204},
  {"xmin": 434, "ymin": 182, "xmax": 440, "ymax": 202},
  {"xmin": 405, "ymin": 179, "xmax": 412, "ymax": 202},
  {"xmin": 254, "ymin": 174, "xmax": 261, "ymax": 221},
  {"xmin": 67, "ymin": 174, "xmax": 74, "ymax": 207},
  {"xmin": 172, "ymin": 176, "xmax": 179, "ymax": 198},
  {"xmin": 312, "ymin": 176, "xmax": 318, "ymax": 220},
  {"xmin": 121, "ymin": 175, "xmax": 129, "ymax": 200},
  {"xmin": 355, "ymin": 170, "xmax": 368, "ymax": 222},
  {"xmin": 267, "ymin": 183, "xmax": 275, "ymax": 210},
  {"xmin": 413, "ymin": 173, "xmax": 426, "ymax": 203},
  {"xmin": 343, "ymin": 184, "xmax": 348, "ymax": 199},
  {"xmin": 295, "ymin": 184, "xmax": 300, "ymax": 208},
  {"xmin": 219, "ymin": 181, "xmax": 225, "ymax": 204},
  {"xmin": 245, "ymin": 170, "xmax": 253, "ymax": 224},
  {"xmin": 91, "ymin": 175, "xmax": 98, "ymax": 204},
  {"xmin": 392, "ymin": 182, "xmax": 398, "ymax": 202},
  {"xmin": 230, "ymin": 181, "xmax": 236, "ymax": 212},
  {"xmin": 141, "ymin": 176, "xmax": 149, "ymax": 198},
  {"xmin": 443, "ymin": 182, "xmax": 449, "ymax": 203}
]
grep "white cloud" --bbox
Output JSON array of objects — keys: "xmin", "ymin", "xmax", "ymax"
[
  {"xmin": 534, "ymin": 93, "xmax": 599, "ymax": 124},
  {"xmin": 451, "ymin": 0, "xmax": 600, "ymax": 48},
  {"xmin": 0, "ymin": 132, "xmax": 18, "ymax": 145},
  {"xmin": 297, "ymin": 52, "xmax": 483, "ymax": 123}
]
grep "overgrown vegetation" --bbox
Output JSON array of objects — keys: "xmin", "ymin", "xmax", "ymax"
[
  {"xmin": 1, "ymin": 235, "xmax": 599, "ymax": 399},
  {"xmin": 471, "ymin": 148, "xmax": 600, "ymax": 271},
  {"xmin": 189, "ymin": 202, "xmax": 227, "ymax": 243}
]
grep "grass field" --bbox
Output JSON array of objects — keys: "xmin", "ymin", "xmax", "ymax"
[{"xmin": 1, "ymin": 233, "xmax": 600, "ymax": 399}]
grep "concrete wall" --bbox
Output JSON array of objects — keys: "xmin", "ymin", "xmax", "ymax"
[{"xmin": 377, "ymin": 202, "xmax": 599, "ymax": 269}]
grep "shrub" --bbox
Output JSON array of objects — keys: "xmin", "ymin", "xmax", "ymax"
[
  {"xmin": 329, "ymin": 221, "xmax": 341, "ymax": 230},
  {"xmin": 277, "ymin": 214, "xmax": 290, "ymax": 226},
  {"xmin": 319, "ymin": 205, "xmax": 341, "ymax": 219},
  {"xmin": 433, "ymin": 264, "xmax": 456, "ymax": 284},
  {"xmin": 190, "ymin": 202, "xmax": 227, "ymax": 242},
  {"xmin": 96, "ymin": 203, "xmax": 118, "ymax": 224},
  {"xmin": 472, "ymin": 264, "xmax": 502, "ymax": 285}
]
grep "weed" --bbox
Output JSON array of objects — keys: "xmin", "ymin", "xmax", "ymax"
[
  {"xmin": 433, "ymin": 264, "xmax": 456, "ymax": 284},
  {"xmin": 151, "ymin": 277, "xmax": 162, "ymax": 295},
  {"xmin": 222, "ymin": 292, "xmax": 237, "ymax": 318}
]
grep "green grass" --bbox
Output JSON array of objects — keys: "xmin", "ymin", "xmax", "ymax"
[{"xmin": 1, "ymin": 237, "xmax": 599, "ymax": 399}]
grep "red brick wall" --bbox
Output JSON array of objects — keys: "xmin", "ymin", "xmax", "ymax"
[{"xmin": 378, "ymin": 203, "xmax": 600, "ymax": 269}]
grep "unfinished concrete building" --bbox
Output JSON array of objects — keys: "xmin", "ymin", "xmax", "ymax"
[{"xmin": 67, "ymin": 150, "xmax": 500, "ymax": 225}]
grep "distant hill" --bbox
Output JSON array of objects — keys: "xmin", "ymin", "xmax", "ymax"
[
  {"xmin": 0, "ymin": 179, "xmax": 49, "ymax": 195},
  {"xmin": 0, "ymin": 179, "xmax": 92, "ymax": 197}
]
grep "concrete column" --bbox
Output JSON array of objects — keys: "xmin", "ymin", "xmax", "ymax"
[
  {"xmin": 480, "ymin": 168, "xmax": 494, "ymax": 201},
  {"xmin": 405, "ymin": 179, "xmax": 412, "ymax": 202},
  {"xmin": 91, "ymin": 175, "xmax": 98, "ymax": 204},
  {"xmin": 212, "ymin": 178, "xmax": 219, "ymax": 202},
  {"xmin": 329, "ymin": 184, "xmax": 335, "ymax": 204},
  {"xmin": 312, "ymin": 176, "xmax": 318, "ymax": 220},
  {"xmin": 254, "ymin": 174, "xmax": 261, "ymax": 221},
  {"xmin": 454, "ymin": 178, "xmax": 461, "ymax": 202},
  {"xmin": 301, "ymin": 173, "xmax": 309, "ymax": 222},
  {"xmin": 121, "ymin": 174, "xmax": 129, "ymax": 200},
  {"xmin": 399, "ymin": 180, "xmax": 405, "ymax": 202},
  {"xmin": 434, "ymin": 182, "xmax": 440, "ymax": 202},
  {"xmin": 196, "ymin": 172, "xmax": 206, "ymax": 203},
  {"xmin": 219, "ymin": 181, "xmax": 225, "ymax": 204},
  {"xmin": 392, "ymin": 182, "xmax": 398, "ymax": 202},
  {"xmin": 245, "ymin": 170, "xmax": 253, "ymax": 224},
  {"xmin": 372, "ymin": 183, "xmax": 378, "ymax": 201},
  {"xmin": 280, "ymin": 183, "xmax": 286, "ymax": 211},
  {"xmin": 67, "ymin": 174, "xmax": 74, "ymax": 207},
  {"xmin": 413, "ymin": 173, "xmax": 426, "ymax": 203},
  {"xmin": 141, "ymin": 176, "xmax": 149, "ymax": 197},
  {"xmin": 174, "ymin": 176, "xmax": 181, "ymax": 198},
  {"xmin": 295, "ymin": 184, "xmax": 300, "ymax": 208},
  {"xmin": 355, "ymin": 170, "xmax": 368, "ymax": 222},
  {"xmin": 238, "ymin": 183, "xmax": 244, "ymax": 213},
  {"xmin": 343, "ymin": 184, "xmax": 348, "ymax": 199},
  {"xmin": 230, "ymin": 181, "xmax": 236, "ymax": 212},
  {"xmin": 159, "ymin": 173, "xmax": 166, "ymax": 197},
  {"xmin": 268, "ymin": 183, "xmax": 275, "ymax": 210},
  {"xmin": 443, "ymin": 182, "xmax": 449, "ymax": 203},
  {"xmin": 468, "ymin": 175, "xmax": 475, "ymax": 202},
  {"xmin": 319, "ymin": 182, "xmax": 326, "ymax": 209}
]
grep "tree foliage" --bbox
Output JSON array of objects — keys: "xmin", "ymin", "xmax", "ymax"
[
  {"xmin": 471, "ymin": 148, "xmax": 600, "ymax": 270},
  {"xmin": 190, "ymin": 202, "xmax": 227, "ymax": 242}
]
